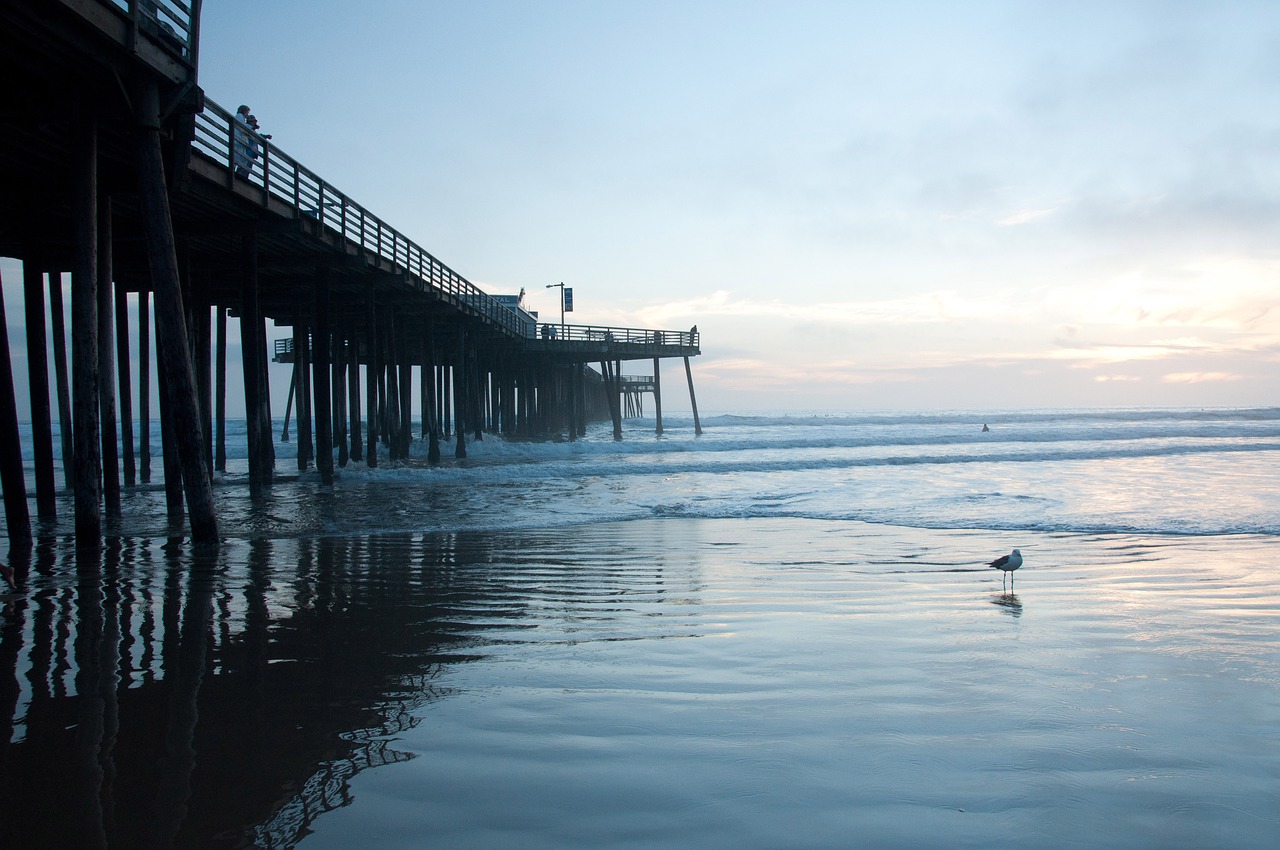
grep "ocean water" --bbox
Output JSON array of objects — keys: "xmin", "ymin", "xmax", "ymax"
[
  {"xmin": 2, "ymin": 407, "xmax": 1279, "ymax": 847},
  {"xmin": 16, "ymin": 405, "xmax": 1278, "ymax": 538}
]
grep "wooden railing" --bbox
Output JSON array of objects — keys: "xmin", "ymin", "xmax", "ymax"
[
  {"xmin": 104, "ymin": 0, "xmax": 201, "ymax": 65},
  {"xmin": 536, "ymin": 324, "xmax": 698, "ymax": 348},
  {"xmin": 191, "ymin": 98, "xmax": 699, "ymax": 351},
  {"xmin": 191, "ymin": 98, "xmax": 528, "ymax": 338}
]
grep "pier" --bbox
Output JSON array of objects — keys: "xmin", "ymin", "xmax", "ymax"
[{"xmin": 0, "ymin": 1, "xmax": 702, "ymax": 550}]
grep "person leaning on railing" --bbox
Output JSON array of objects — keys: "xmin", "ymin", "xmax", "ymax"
[{"xmin": 233, "ymin": 105, "xmax": 272, "ymax": 179}]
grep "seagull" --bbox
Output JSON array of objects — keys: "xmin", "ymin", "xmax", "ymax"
[{"xmin": 988, "ymin": 549, "xmax": 1022, "ymax": 591}]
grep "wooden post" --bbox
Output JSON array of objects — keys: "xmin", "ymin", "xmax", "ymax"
[
  {"xmin": 365, "ymin": 290, "xmax": 378, "ymax": 468},
  {"xmin": 312, "ymin": 273, "xmax": 334, "ymax": 484},
  {"xmin": 0, "ymin": 267, "xmax": 33, "ymax": 549},
  {"xmin": 333, "ymin": 315, "xmax": 348, "ymax": 468},
  {"xmin": 136, "ymin": 81, "xmax": 218, "ymax": 543},
  {"xmin": 398, "ymin": 321, "xmax": 412, "ymax": 457},
  {"xmin": 214, "ymin": 305, "xmax": 227, "ymax": 473},
  {"xmin": 652, "ymin": 357, "xmax": 663, "ymax": 435},
  {"xmin": 294, "ymin": 310, "xmax": 311, "ymax": 471},
  {"xmin": 281, "ymin": 367, "xmax": 295, "ymax": 441},
  {"xmin": 348, "ymin": 314, "xmax": 362, "ymax": 463},
  {"xmin": 385, "ymin": 309, "xmax": 401, "ymax": 460},
  {"xmin": 72, "ymin": 114, "xmax": 102, "ymax": 540},
  {"xmin": 684, "ymin": 356, "xmax": 702, "ymax": 436},
  {"xmin": 424, "ymin": 329, "xmax": 440, "ymax": 463},
  {"xmin": 454, "ymin": 333, "xmax": 467, "ymax": 458},
  {"xmin": 97, "ymin": 194, "xmax": 120, "ymax": 516},
  {"xmin": 156, "ymin": 352, "xmax": 184, "ymax": 519},
  {"xmin": 23, "ymin": 263, "xmax": 57, "ymax": 517},
  {"xmin": 241, "ymin": 229, "xmax": 266, "ymax": 494},
  {"xmin": 194, "ymin": 301, "xmax": 212, "ymax": 482},
  {"xmin": 257, "ymin": 301, "xmax": 274, "ymax": 469},
  {"xmin": 115, "ymin": 285, "xmax": 136, "ymax": 486},
  {"xmin": 137, "ymin": 288, "xmax": 151, "ymax": 483},
  {"xmin": 49, "ymin": 272, "xmax": 76, "ymax": 491},
  {"xmin": 441, "ymin": 363, "xmax": 452, "ymax": 438}
]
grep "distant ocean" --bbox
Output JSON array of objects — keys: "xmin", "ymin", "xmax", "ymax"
[{"xmin": 17, "ymin": 405, "xmax": 1276, "ymax": 539}]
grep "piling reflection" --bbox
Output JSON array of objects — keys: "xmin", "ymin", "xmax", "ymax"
[{"xmin": 0, "ymin": 532, "xmax": 520, "ymax": 848}]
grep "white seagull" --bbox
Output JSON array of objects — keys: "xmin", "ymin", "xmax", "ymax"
[{"xmin": 988, "ymin": 549, "xmax": 1022, "ymax": 591}]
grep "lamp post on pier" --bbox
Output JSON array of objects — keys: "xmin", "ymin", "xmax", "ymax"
[{"xmin": 545, "ymin": 281, "xmax": 571, "ymax": 337}]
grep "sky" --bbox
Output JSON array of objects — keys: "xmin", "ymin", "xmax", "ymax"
[{"xmin": 6, "ymin": 0, "xmax": 1280, "ymax": 414}]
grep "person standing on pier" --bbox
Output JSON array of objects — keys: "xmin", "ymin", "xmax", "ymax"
[{"xmin": 234, "ymin": 104, "xmax": 254, "ymax": 177}]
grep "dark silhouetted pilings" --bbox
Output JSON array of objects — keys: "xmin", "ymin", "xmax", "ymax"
[
  {"xmin": 136, "ymin": 80, "xmax": 217, "ymax": 543},
  {"xmin": 24, "ymin": 264, "xmax": 57, "ymax": 517},
  {"xmin": 115, "ymin": 282, "xmax": 137, "ymax": 487},
  {"xmin": 0, "ymin": 267, "xmax": 32, "ymax": 549},
  {"xmin": 98, "ymin": 194, "xmax": 121, "ymax": 516},
  {"xmin": 72, "ymin": 114, "xmax": 103, "ymax": 541}
]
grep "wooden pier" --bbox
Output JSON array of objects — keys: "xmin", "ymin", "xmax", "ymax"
[{"xmin": 0, "ymin": 1, "xmax": 702, "ymax": 551}]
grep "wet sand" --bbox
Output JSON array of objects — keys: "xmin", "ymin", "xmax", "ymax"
[{"xmin": 2, "ymin": 518, "xmax": 1278, "ymax": 847}]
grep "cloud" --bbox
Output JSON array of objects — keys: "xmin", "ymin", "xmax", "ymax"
[{"xmin": 1162, "ymin": 371, "xmax": 1242, "ymax": 384}]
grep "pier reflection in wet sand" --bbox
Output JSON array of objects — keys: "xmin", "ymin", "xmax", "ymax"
[{"xmin": 0, "ymin": 532, "xmax": 560, "ymax": 848}]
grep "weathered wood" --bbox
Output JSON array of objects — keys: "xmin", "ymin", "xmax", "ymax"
[
  {"xmin": 0, "ymin": 266, "xmax": 33, "ymax": 549},
  {"xmin": 136, "ymin": 81, "xmax": 217, "ymax": 543},
  {"xmin": 281, "ymin": 367, "xmax": 295, "ymax": 441},
  {"xmin": 684, "ymin": 356, "xmax": 702, "ymax": 436},
  {"xmin": 454, "ymin": 333, "xmax": 467, "ymax": 458},
  {"xmin": 424, "ymin": 329, "xmax": 440, "ymax": 464},
  {"xmin": 114, "ymin": 284, "xmax": 136, "ymax": 487},
  {"xmin": 398, "ymin": 325, "xmax": 412, "ymax": 457},
  {"xmin": 348, "ymin": 314, "xmax": 362, "ymax": 463},
  {"xmin": 214, "ymin": 305, "xmax": 227, "ymax": 472},
  {"xmin": 653, "ymin": 357, "xmax": 664, "ymax": 435},
  {"xmin": 312, "ymin": 273, "xmax": 334, "ymax": 484},
  {"xmin": 72, "ymin": 115, "xmax": 102, "ymax": 540},
  {"xmin": 241, "ymin": 228, "xmax": 266, "ymax": 493},
  {"xmin": 194, "ymin": 301, "xmax": 212, "ymax": 482},
  {"xmin": 137, "ymin": 288, "xmax": 151, "ymax": 484},
  {"xmin": 257, "ymin": 298, "xmax": 274, "ymax": 469},
  {"xmin": 23, "ymin": 263, "xmax": 57, "ymax": 517},
  {"xmin": 385, "ymin": 309, "xmax": 401, "ymax": 460},
  {"xmin": 294, "ymin": 310, "xmax": 311, "ymax": 471},
  {"xmin": 49, "ymin": 272, "xmax": 76, "ymax": 491},
  {"xmin": 155, "ymin": 351, "xmax": 184, "ymax": 518},
  {"xmin": 97, "ymin": 193, "xmax": 120, "ymax": 516},
  {"xmin": 441, "ymin": 363, "xmax": 452, "ymax": 438},
  {"xmin": 365, "ymin": 290, "xmax": 378, "ymax": 468},
  {"xmin": 333, "ymin": 315, "xmax": 348, "ymax": 468}
]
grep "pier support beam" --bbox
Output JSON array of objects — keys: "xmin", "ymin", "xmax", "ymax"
[
  {"xmin": 653, "ymin": 357, "xmax": 664, "ymax": 435},
  {"xmin": 365, "ymin": 291, "xmax": 378, "ymax": 468},
  {"xmin": 97, "ymin": 194, "xmax": 120, "ymax": 516},
  {"xmin": 138, "ymin": 289, "xmax": 151, "ymax": 483},
  {"xmin": 241, "ymin": 229, "xmax": 268, "ymax": 494},
  {"xmin": 312, "ymin": 273, "xmax": 333, "ymax": 485},
  {"xmin": 23, "ymin": 263, "xmax": 56, "ymax": 517},
  {"xmin": 72, "ymin": 114, "xmax": 102, "ymax": 541},
  {"xmin": 214, "ymin": 306, "xmax": 227, "ymax": 473},
  {"xmin": 347, "ymin": 314, "xmax": 362, "ymax": 463},
  {"xmin": 0, "ymin": 267, "xmax": 32, "ymax": 550},
  {"xmin": 136, "ymin": 81, "xmax": 218, "ymax": 544},
  {"xmin": 684, "ymin": 356, "xmax": 702, "ymax": 436},
  {"xmin": 115, "ymin": 284, "xmax": 136, "ymax": 487},
  {"xmin": 49, "ymin": 272, "xmax": 75, "ymax": 491}
]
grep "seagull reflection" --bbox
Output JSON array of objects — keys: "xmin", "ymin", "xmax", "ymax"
[{"xmin": 990, "ymin": 592, "xmax": 1023, "ymax": 617}]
